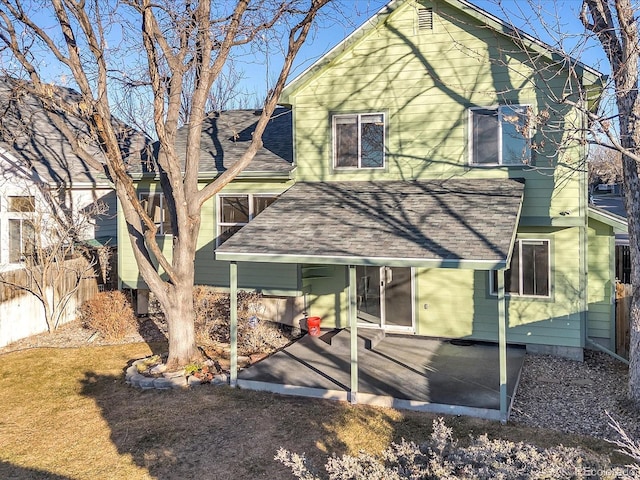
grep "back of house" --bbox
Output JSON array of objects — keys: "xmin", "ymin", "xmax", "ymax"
[{"xmin": 120, "ymin": 0, "xmax": 622, "ymax": 360}]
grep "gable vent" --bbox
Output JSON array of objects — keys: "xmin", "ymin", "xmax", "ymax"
[{"xmin": 418, "ymin": 8, "xmax": 433, "ymax": 31}]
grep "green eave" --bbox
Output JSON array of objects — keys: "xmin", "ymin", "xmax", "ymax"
[
  {"xmin": 81, "ymin": 236, "xmax": 115, "ymax": 248},
  {"xmin": 214, "ymin": 251, "xmax": 507, "ymax": 270},
  {"xmin": 588, "ymin": 206, "xmax": 627, "ymax": 234},
  {"xmin": 129, "ymin": 169, "xmax": 294, "ymax": 182}
]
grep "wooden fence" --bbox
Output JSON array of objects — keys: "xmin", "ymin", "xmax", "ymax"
[
  {"xmin": 616, "ymin": 245, "xmax": 632, "ymax": 284},
  {"xmin": 0, "ymin": 257, "xmax": 100, "ymax": 347},
  {"xmin": 616, "ymin": 282, "xmax": 632, "ymax": 359}
]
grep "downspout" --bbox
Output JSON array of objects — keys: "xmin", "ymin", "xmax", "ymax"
[
  {"xmin": 579, "ymin": 95, "xmax": 589, "ymax": 352},
  {"xmin": 586, "ymin": 336, "xmax": 629, "ymax": 365}
]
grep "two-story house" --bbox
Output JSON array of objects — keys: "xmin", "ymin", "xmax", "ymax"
[{"xmin": 118, "ymin": 0, "xmax": 624, "ymax": 419}]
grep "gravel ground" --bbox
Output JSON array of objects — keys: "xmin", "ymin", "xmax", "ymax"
[
  {"xmin": 1, "ymin": 322, "xmax": 638, "ymax": 442},
  {"xmin": 510, "ymin": 350, "xmax": 639, "ymax": 441}
]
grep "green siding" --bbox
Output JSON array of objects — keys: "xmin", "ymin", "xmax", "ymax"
[
  {"xmin": 288, "ymin": 0, "xmax": 585, "ymax": 223},
  {"xmin": 117, "ymin": 0, "xmax": 613, "ymax": 353},
  {"xmin": 414, "ymin": 227, "xmax": 583, "ymax": 347},
  {"xmin": 119, "ymin": 179, "xmax": 299, "ymax": 292},
  {"xmin": 302, "ymin": 264, "xmax": 349, "ymax": 328},
  {"xmin": 273, "ymin": 0, "xmax": 597, "ymax": 350},
  {"xmin": 587, "ymin": 218, "xmax": 615, "ymax": 345},
  {"xmin": 301, "ymin": 227, "xmax": 586, "ymax": 350}
]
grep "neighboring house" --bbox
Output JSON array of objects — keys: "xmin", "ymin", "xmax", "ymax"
[
  {"xmin": 0, "ymin": 77, "xmax": 119, "ymax": 267},
  {"xmin": 590, "ymin": 194, "xmax": 629, "ymax": 282},
  {"xmin": 118, "ymin": 0, "xmax": 622, "ymax": 418},
  {"xmin": 0, "ymin": 77, "xmax": 140, "ymax": 346}
]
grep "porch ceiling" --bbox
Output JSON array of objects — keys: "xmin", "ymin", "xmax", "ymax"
[{"xmin": 215, "ymin": 179, "xmax": 525, "ymax": 269}]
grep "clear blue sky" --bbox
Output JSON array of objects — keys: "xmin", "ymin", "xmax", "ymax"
[{"xmin": 5, "ymin": 0, "xmax": 606, "ymax": 110}]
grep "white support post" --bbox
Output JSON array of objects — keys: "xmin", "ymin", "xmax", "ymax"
[
  {"xmin": 497, "ymin": 268, "xmax": 508, "ymax": 422},
  {"xmin": 230, "ymin": 261, "xmax": 238, "ymax": 388},
  {"xmin": 349, "ymin": 265, "xmax": 358, "ymax": 404}
]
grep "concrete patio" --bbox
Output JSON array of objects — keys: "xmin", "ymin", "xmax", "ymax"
[{"xmin": 237, "ymin": 329, "xmax": 526, "ymax": 420}]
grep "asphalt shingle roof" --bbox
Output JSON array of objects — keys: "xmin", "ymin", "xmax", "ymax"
[
  {"xmin": 133, "ymin": 108, "xmax": 293, "ymax": 176},
  {"xmin": 215, "ymin": 178, "xmax": 525, "ymax": 267},
  {"xmin": 0, "ymin": 77, "xmax": 144, "ymax": 186}
]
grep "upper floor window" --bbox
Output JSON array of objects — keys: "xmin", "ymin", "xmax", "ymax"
[
  {"xmin": 470, "ymin": 105, "xmax": 531, "ymax": 166},
  {"xmin": 333, "ymin": 113, "xmax": 385, "ymax": 169},
  {"xmin": 8, "ymin": 196, "xmax": 35, "ymax": 212},
  {"xmin": 491, "ymin": 239, "xmax": 550, "ymax": 297},
  {"xmin": 217, "ymin": 194, "xmax": 278, "ymax": 246},
  {"xmin": 140, "ymin": 192, "xmax": 172, "ymax": 235}
]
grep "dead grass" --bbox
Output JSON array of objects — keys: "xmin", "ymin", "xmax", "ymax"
[{"xmin": 0, "ymin": 344, "xmax": 631, "ymax": 479}]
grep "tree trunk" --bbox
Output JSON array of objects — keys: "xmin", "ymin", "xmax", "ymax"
[
  {"xmin": 163, "ymin": 280, "xmax": 201, "ymax": 369},
  {"xmin": 623, "ymin": 152, "xmax": 640, "ymax": 402},
  {"xmin": 584, "ymin": 0, "xmax": 640, "ymax": 405},
  {"xmin": 157, "ymin": 204, "xmax": 203, "ymax": 370},
  {"xmin": 618, "ymin": 85, "xmax": 640, "ymax": 406}
]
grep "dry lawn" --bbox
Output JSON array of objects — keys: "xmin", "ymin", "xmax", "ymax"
[{"xmin": 0, "ymin": 343, "xmax": 629, "ymax": 479}]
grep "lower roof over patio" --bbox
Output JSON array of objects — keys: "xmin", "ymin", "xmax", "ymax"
[{"xmin": 215, "ymin": 178, "xmax": 525, "ymax": 269}]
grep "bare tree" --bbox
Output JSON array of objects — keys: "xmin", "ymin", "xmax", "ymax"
[
  {"xmin": 588, "ymin": 147, "xmax": 623, "ymax": 194},
  {"xmin": 580, "ymin": 0, "xmax": 640, "ymax": 404},
  {"xmin": 0, "ymin": 0, "xmax": 330, "ymax": 369},
  {"xmin": 179, "ymin": 59, "xmax": 258, "ymax": 125},
  {"xmin": 474, "ymin": 0, "xmax": 640, "ymax": 403},
  {"xmin": 0, "ymin": 188, "xmax": 107, "ymax": 333}
]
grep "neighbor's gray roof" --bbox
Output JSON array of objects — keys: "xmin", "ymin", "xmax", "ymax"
[
  {"xmin": 215, "ymin": 178, "xmax": 525, "ymax": 268},
  {"xmin": 132, "ymin": 108, "xmax": 293, "ymax": 177},
  {"xmin": 0, "ymin": 77, "xmax": 145, "ymax": 186}
]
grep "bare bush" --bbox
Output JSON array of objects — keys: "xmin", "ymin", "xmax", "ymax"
[
  {"xmin": 78, "ymin": 291, "xmax": 138, "ymax": 341},
  {"xmin": 608, "ymin": 413, "xmax": 640, "ymax": 477},
  {"xmin": 193, "ymin": 286, "xmax": 293, "ymax": 355},
  {"xmin": 277, "ymin": 418, "xmax": 634, "ymax": 480}
]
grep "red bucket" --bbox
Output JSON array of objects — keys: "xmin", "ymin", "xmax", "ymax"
[{"xmin": 306, "ymin": 316, "xmax": 322, "ymax": 337}]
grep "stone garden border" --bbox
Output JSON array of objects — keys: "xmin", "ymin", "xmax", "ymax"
[{"xmin": 125, "ymin": 358, "xmax": 228, "ymax": 389}]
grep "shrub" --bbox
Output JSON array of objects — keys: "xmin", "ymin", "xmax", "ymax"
[
  {"xmin": 78, "ymin": 290, "xmax": 138, "ymax": 341},
  {"xmin": 276, "ymin": 418, "xmax": 632, "ymax": 480},
  {"xmin": 193, "ymin": 286, "xmax": 292, "ymax": 355}
]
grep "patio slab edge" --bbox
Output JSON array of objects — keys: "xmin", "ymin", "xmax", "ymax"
[{"xmin": 237, "ymin": 379, "xmax": 505, "ymax": 421}]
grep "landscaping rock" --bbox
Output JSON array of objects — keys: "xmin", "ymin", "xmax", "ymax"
[
  {"xmin": 187, "ymin": 376, "xmax": 202, "ymax": 387},
  {"xmin": 127, "ymin": 373, "xmax": 146, "ymax": 387},
  {"xmin": 138, "ymin": 376, "xmax": 156, "ymax": 389},
  {"xmin": 150, "ymin": 364, "xmax": 167, "ymax": 375},
  {"xmin": 163, "ymin": 376, "xmax": 188, "ymax": 388},
  {"xmin": 153, "ymin": 377, "xmax": 180, "ymax": 389},
  {"xmin": 212, "ymin": 374, "xmax": 228, "ymax": 386},
  {"xmin": 511, "ymin": 350, "xmax": 637, "ymax": 440}
]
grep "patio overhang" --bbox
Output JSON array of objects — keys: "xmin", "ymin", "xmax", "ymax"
[
  {"xmin": 222, "ymin": 178, "xmax": 525, "ymax": 423},
  {"xmin": 215, "ymin": 179, "xmax": 525, "ymax": 269}
]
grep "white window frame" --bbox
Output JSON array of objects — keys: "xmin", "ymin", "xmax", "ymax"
[
  {"xmin": 139, "ymin": 192, "xmax": 172, "ymax": 236},
  {"xmin": 217, "ymin": 193, "xmax": 278, "ymax": 247},
  {"xmin": 491, "ymin": 239, "xmax": 551, "ymax": 298},
  {"xmin": 332, "ymin": 112, "xmax": 386, "ymax": 170},
  {"xmin": 469, "ymin": 104, "xmax": 532, "ymax": 166},
  {"xmin": 8, "ymin": 218, "xmax": 35, "ymax": 264}
]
